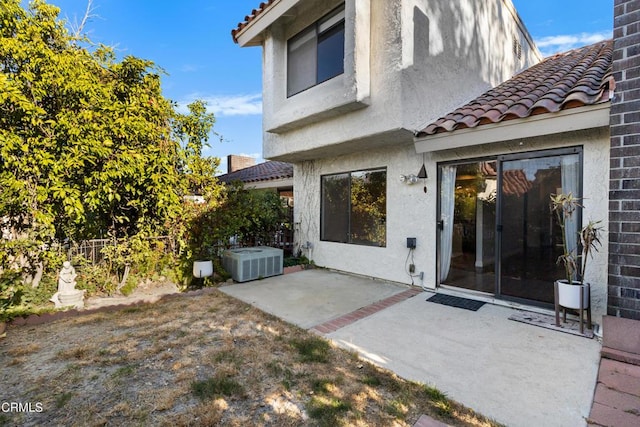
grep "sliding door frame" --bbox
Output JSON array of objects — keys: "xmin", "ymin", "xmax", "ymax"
[
  {"xmin": 495, "ymin": 146, "xmax": 583, "ymax": 307},
  {"xmin": 436, "ymin": 146, "xmax": 583, "ymax": 308}
]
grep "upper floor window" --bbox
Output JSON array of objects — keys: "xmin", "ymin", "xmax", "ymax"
[{"xmin": 287, "ymin": 5, "xmax": 345, "ymax": 97}]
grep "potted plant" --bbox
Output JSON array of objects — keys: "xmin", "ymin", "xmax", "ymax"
[{"xmin": 550, "ymin": 193, "xmax": 603, "ymax": 332}]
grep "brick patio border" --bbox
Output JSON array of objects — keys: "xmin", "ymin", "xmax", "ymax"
[{"xmin": 310, "ymin": 287, "xmax": 423, "ymax": 335}]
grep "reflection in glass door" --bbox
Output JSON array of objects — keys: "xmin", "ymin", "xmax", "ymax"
[
  {"xmin": 438, "ymin": 148, "xmax": 582, "ymax": 306},
  {"xmin": 438, "ymin": 161, "xmax": 497, "ymax": 294},
  {"xmin": 498, "ymin": 152, "xmax": 580, "ymax": 304}
]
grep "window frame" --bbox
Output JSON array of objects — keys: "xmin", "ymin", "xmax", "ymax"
[
  {"xmin": 286, "ymin": 5, "xmax": 345, "ymax": 97},
  {"xmin": 320, "ymin": 167, "xmax": 387, "ymax": 247}
]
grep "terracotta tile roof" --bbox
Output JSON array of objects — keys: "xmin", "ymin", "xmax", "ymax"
[
  {"xmin": 231, "ymin": 0, "xmax": 277, "ymax": 43},
  {"xmin": 218, "ymin": 161, "xmax": 293, "ymax": 184},
  {"xmin": 417, "ymin": 39, "xmax": 613, "ymax": 137}
]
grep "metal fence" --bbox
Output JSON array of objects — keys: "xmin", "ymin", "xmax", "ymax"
[
  {"xmin": 240, "ymin": 229, "xmax": 294, "ymax": 255},
  {"xmin": 66, "ymin": 236, "xmax": 175, "ymax": 265},
  {"xmin": 65, "ymin": 205, "xmax": 294, "ymax": 265},
  {"xmin": 239, "ymin": 206, "xmax": 294, "ymax": 255}
]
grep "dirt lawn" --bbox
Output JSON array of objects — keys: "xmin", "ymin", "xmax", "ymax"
[{"xmin": 0, "ymin": 287, "xmax": 500, "ymax": 426}]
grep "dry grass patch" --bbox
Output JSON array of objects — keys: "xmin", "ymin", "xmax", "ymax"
[
  {"xmin": 0, "ymin": 288, "xmax": 501, "ymax": 426},
  {"xmin": 6, "ymin": 343, "xmax": 41, "ymax": 358}
]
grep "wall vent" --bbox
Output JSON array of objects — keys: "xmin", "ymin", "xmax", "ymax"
[
  {"xmin": 222, "ymin": 246, "xmax": 284, "ymax": 282},
  {"xmin": 513, "ymin": 35, "xmax": 522, "ymax": 60}
]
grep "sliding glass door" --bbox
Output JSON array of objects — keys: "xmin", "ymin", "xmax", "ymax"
[
  {"xmin": 438, "ymin": 161, "xmax": 497, "ymax": 294},
  {"xmin": 438, "ymin": 148, "xmax": 582, "ymax": 306},
  {"xmin": 497, "ymin": 150, "xmax": 581, "ymax": 304}
]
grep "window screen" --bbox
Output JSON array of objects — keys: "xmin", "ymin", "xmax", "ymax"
[{"xmin": 287, "ymin": 5, "xmax": 345, "ymax": 97}]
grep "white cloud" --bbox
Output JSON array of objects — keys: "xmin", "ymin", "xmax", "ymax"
[
  {"xmin": 178, "ymin": 93, "xmax": 262, "ymax": 117},
  {"xmin": 180, "ymin": 64, "xmax": 199, "ymax": 72},
  {"xmin": 535, "ymin": 31, "xmax": 612, "ymax": 57},
  {"xmin": 237, "ymin": 152, "xmax": 263, "ymax": 161}
]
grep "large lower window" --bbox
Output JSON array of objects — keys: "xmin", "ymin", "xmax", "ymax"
[
  {"xmin": 287, "ymin": 5, "xmax": 345, "ymax": 97},
  {"xmin": 321, "ymin": 168, "xmax": 386, "ymax": 247}
]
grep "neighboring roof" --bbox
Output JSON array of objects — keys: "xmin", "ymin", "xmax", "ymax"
[
  {"xmin": 231, "ymin": 0, "xmax": 276, "ymax": 43},
  {"xmin": 480, "ymin": 161, "xmax": 532, "ymax": 197},
  {"xmin": 218, "ymin": 161, "xmax": 293, "ymax": 184},
  {"xmin": 417, "ymin": 39, "xmax": 613, "ymax": 137}
]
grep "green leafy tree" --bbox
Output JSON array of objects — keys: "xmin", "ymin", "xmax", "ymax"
[
  {"xmin": 173, "ymin": 100, "xmax": 220, "ymax": 197},
  {"xmin": 0, "ymin": 0, "xmax": 191, "ymax": 286},
  {"xmin": 1, "ymin": 0, "xmax": 259, "ymax": 304},
  {"xmin": 1, "ymin": 0, "xmax": 184, "ymax": 238}
]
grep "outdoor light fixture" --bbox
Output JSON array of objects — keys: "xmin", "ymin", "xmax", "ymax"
[
  {"xmin": 401, "ymin": 154, "xmax": 428, "ymax": 190},
  {"xmin": 400, "ymin": 174, "xmax": 419, "ymax": 184},
  {"xmin": 417, "ymin": 153, "xmax": 428, "ymax": 193}
]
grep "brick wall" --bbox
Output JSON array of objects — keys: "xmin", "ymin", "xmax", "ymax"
[
  {"xmin": 227, "ymin": 155, "xmax": 256, "ymax": 173},
  {"xmin": 609, "ymin": 0, "xmax": 640, "ymax": 319}
]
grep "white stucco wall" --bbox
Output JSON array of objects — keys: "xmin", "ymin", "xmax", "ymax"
[
  {"xmin": 260, "ymin": 0, "xmax": 540, "ymax": 161},
  {"xmin": 400, "ymin": 0, "xmax": 538, "ymax": 132},
  {"xmin": 262, "ymin": 0, "xmax": 371, "ymax": 134},
  {"xmin": 241, "ymin": 0, "xmax": 613, "ymax": 319},
  {"xmin": 294, "ymin": 143, "xmax": 434, "ymax": 286},
  {"xmin": 294, "ymin": 126, "xmax": 610, "ymax": 321}
]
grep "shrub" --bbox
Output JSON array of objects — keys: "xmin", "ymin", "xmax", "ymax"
[
  {"xmin": 0, "ymin": 269, "xmax": 24, "ymax": 322},
  {"xmin": 176, "ymin": 183, "xmax": 289, "ymax": 288},
  {"xmin": 75, "ymin": 264, "xmax": 118, "ymax": 296},
  {"xmin": 19, "ymin": 275, "xmax": 57, "ymax": 306},
  {"xmin": 119, "ymin": 275, "xmax": 138, "ymax": 297},
  {"xmin": 283, "ymin": 256, "xmax": 310, "ymax": 267}
]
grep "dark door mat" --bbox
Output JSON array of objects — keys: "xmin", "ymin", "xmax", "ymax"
[
  {"xmin": 426, "ymin": 294, "xmax": 485, "ymax": 311},
  {"xmin": 509, "ymin": 311, "xmax": 594, "ymax": 338}
]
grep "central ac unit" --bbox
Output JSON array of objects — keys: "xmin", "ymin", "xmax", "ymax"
[{"xmin": 222, "ymin": 246, "xmax": 284, "ymax": 282}]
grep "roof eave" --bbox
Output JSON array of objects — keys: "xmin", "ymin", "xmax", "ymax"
[
  {"xmin": 234, "ymin": 0, "xmax": 301, "ymax": 47},
  {"xmin": 414, "ymin": 102, "xmax": 611, "ymax": 153},
  {"xmin": 247, "ymin": 177, "xmax": 294, "ymax": 189}
]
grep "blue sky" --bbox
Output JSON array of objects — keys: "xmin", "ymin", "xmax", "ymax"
[{"xmin": 44, "ymin": 0, "xmax": 613, "ymax": 172}]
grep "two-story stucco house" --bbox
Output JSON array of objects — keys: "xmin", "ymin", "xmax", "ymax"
[{"xmin": 232, "ymin": 0, "xmax": 616, "ymax": 324}]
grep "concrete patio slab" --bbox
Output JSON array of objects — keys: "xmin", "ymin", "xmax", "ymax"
[
  {"xmin": 329, "ymin": 292, "xmax": 601, "ymax": 427},
  {"xmin": 219, "ymin": 269, "xmax": 409, "ymax": 329},
  {"xmin": 221, "ymin": 269, "xmax": 602, "ymax": 427}
]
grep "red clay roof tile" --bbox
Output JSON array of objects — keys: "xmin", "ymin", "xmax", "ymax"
[
  {"xmin": 231, "ymin": 0, "xmax": 277, "ymax": 43},
  {"xmin": 417, "ymin": 40, "xmax": 613, "ymax": 137}
]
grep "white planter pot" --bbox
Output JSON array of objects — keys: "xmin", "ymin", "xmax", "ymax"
[
  {"xmin": 193, "ymin": 260, "xmax": 213, "ymax": 278},
  {"xmin": 556, "ymin": 280, "xmax": 590, "ymax": 309}
]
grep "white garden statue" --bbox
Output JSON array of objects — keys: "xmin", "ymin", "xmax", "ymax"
[{"xmin": 50, "ymin": 261, "xmax": 85, "ymax": 309}]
